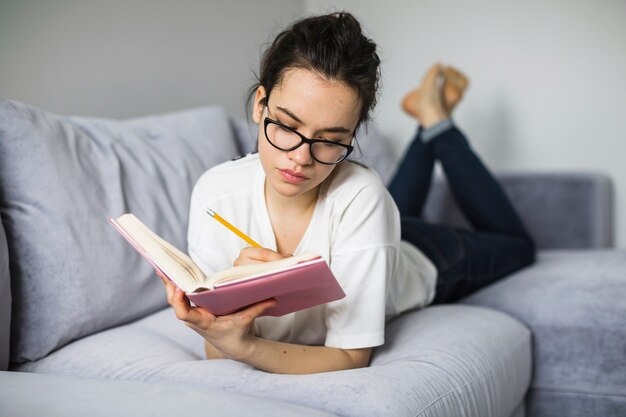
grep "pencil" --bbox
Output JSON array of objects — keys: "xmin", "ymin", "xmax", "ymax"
[{"xmin": 205, "ymin": 208, "xmax": 262, "ymax": 248}]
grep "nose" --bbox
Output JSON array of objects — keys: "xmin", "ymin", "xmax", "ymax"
[{"xmin": 287, "ymin": 141, "xmax": 313, "ymax": 165}]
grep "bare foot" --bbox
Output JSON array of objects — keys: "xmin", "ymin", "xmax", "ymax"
[
  {"xmin": 402, "ymin": 64, "xmax": 469, "ymax": 127},
  {"xmin": 441, "ymin": 66, "xmax": 469, "ymax": 114}
]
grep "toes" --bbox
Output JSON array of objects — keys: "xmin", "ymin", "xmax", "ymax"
[
  {"xmin": 444, "ymin": 67, "xmax": 469, "ymax": 91},
  {"xmin": 442, "ymin": 66, "xmax": 469, "ymax": 113},
  {"xmin": 422, "ymin": 63, "xmax": 444, "ymax": 88}
]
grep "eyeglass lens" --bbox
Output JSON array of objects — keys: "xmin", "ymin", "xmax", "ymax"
[{"xmin": 265, "ymin": 122, "xmax": 349, "ymax": 164}]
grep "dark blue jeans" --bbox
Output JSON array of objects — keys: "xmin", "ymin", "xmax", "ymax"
[{"xmin": 387, "ymin": 126, "xmax": 535, "ymax": 304}]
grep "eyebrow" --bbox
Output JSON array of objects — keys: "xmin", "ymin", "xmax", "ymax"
[{"xmin": 276, "ymin": 106, "xmax": 352, "ymax": 134}]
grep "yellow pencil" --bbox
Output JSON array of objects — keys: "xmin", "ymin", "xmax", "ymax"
[{"xmin": 205, "ymin": 208, "xmax": 262, "ymax": 248}]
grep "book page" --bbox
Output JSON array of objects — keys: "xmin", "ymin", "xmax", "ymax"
[
  {"xmin": 113, "ymin": 214, "xmax": 208, "ymax": 292},
  {"xmin": 207, "ymin": 252, "xmax": 320, "ymax": 286}
]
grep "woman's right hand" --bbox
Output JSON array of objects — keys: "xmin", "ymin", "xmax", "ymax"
[{"xmin": 232, "ymin": 246, "xmax": 288, "ymax": 266}]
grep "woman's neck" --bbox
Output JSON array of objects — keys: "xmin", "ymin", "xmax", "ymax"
[{"xmin": 264, "ymin": 179, "xmax": 320, "ymax": 216}]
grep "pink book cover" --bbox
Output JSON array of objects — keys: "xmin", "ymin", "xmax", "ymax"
[{"xmin": 188, "ymin": 257, "xmax": 346, "ymax": 317}]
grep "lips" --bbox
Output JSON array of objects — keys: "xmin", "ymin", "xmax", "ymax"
[
  {"xmin": 280, "ymin": 168, "xmax": 308, "ymax": 179},
  {"xmin": 278, "ymin": 168, "xmax": 309, "ymax": 184}
]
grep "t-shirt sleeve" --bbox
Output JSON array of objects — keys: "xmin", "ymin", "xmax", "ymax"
[{"xmin": 324, "ymin": 179, "xmax": 401, "ymax": 349}]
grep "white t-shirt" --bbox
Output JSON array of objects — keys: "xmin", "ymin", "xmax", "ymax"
[{"xmin": 187, "ymin": 153, "xmax": 437, "ymax": 349}]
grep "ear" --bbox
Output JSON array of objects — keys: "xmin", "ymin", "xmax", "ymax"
[{"xmin": 252, "ymin": 86, "xmax": 267, "ymax": 124}]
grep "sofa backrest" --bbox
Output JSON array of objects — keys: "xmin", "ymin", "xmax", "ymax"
[{"xmin": 422, "ymin": 172, "xmax": 614, "ymax": 249}]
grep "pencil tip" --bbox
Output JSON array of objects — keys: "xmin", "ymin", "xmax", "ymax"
[{"xmin": 206, "ymin": 208, "xmax": 215, "ymax": 217}]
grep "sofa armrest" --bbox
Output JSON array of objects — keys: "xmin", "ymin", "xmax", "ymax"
[
  {"xmin": 422, "ymin": 172, "xmax": 613, "ymax": 249},
  {"xmin": 0, "ymin": 220, "xmax": 10, "ymax": 371}
]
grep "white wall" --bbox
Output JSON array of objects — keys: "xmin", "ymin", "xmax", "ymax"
[
  {"xmin": 0, "ymin": 0, "xmax": 304, "ymax": 119},
  {"xmin": 1, "ymin": 0, "xmax": 624, "ymax": 247},
  {"xmin": 306, "ymin": 0, "xmax": 626, "ymax": 248}
]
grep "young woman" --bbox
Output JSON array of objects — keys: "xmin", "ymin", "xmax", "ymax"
[{"xmin": 160, "ymin": 12, "xmax": 535, "ymax": 375}]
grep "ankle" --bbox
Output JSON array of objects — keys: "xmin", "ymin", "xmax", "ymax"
[
  {"xmin": 421, "ymin": 119, "xmax": 454, "ymax": 142},
  {"xmin": 419, "ymin": 107, "xmax": 449, "ymax": 128}
]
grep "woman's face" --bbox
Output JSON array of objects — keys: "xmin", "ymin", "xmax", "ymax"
[{"xmin": 252, "ymin": 68, "xmax": 361, "ymax": 202}]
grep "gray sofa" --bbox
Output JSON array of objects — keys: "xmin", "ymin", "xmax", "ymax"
[{"xmin": 1, "ymin": 99, "xmax": 624, "ymax": 417}]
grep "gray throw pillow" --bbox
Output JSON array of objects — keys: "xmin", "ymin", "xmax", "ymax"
[{"xmin": 0, "ymin": 99, "xmax": 240, "ymax": 363}]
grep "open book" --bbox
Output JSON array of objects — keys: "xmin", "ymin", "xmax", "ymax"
[{"xmin": 109, "ymin": 213, "xmax": 345, "ymax": 316}]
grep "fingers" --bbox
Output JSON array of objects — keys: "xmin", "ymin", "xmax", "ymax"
[
  {"xmin": 160, "ymin": 276, "xmax": 206, "ymax": 324},
  {"xmin": 234, "ymin": 247, "xmax": 287, "ymax": 266},
  {"xmin": 239, "ymin": 247, "xmax": 269, "ymax": 262},
  {"xmin": 237, "ymin": 298, "xmax": 278, "ymax": 323},
  {"xmin": 170, "ymin": 287, "xmax": 214, "ymax": 326},
  {"xmin": 161, "ymin": 276, "xmax": 176, "ymax": 301},
  {"xmin": 170, "ymin": 287, "xmax": 192, "ymax": 320},
  {"xmin": 245, "ymin": 247, "xmax": 286, "ymax": 262},
  {"xmin": 232, "ymin": 253, "xmax": 265, "ymax": 267},
  {"xmin": 157, "ymin": 270, "xmax": 176, "ymax": 298}
]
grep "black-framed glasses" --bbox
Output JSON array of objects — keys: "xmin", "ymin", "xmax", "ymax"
[{"xmin": 263, "ymin": 117, "xmax": 354, "ymax": 165}]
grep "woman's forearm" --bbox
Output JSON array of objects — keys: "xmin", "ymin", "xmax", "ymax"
[
  {"xmin": 165, "ymin": 280, "xmax": 371, "ymax": 373},
  {"xmin": 232, "ymin": 337, "xmax": 372, "ymax": 374}
]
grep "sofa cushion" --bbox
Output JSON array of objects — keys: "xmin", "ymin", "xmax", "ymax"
[
  {"xmin": 15, "ymin": 305, "xmax": 531, "ymax": 417},
  {"xmin": 0, "ymin": 99, "xmax": 240, "ymax": 363},
  {"xmin": 0, "ymin": 221, "xmax": 10, "ymax": 370},
  {"xmin": 462, "ymin": 249, "xmax": 626, "ymax": 415},
  {"xmin": 0, "ymin": 371, "xmax": 338, "ymax": 417}
]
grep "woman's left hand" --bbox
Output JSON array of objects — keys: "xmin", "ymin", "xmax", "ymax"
[
  {"xmin": 160, "ymin": 275, "xmax": 276, "ymax": 359},
  {"xmin": 233, "ymin": 247, "xmax": 289, "ymax": 266}
]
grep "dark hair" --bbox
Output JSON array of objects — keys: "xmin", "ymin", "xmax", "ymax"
[{"xmin": 247, "ymin": 12, "xmax": 381, "ymax": 128}]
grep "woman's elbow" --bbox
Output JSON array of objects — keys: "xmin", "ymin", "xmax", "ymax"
[{"xmin": 343, "ymin": 347, "xmax": 372, "ymax": 369}]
